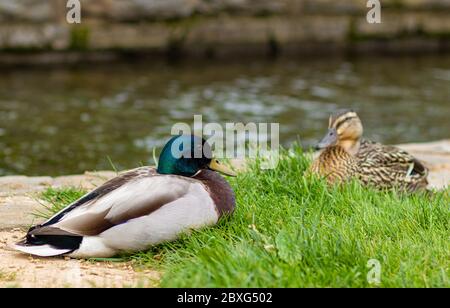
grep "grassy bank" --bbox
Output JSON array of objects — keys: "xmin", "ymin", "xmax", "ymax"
[{"xmin": 40, "ymin": 146, "xmax": 449, "ymax": 287}]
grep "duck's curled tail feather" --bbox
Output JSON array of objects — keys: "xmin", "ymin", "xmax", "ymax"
[{"xmin": 14, "ymin": 233, "xmax": 82, "ymax": 257}]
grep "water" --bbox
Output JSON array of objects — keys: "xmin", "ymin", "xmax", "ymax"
[{"xmin": 0, "ymin": 55, "xmax": 449, "ymax": 176}]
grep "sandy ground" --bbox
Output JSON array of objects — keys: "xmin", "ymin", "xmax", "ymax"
[{"xmin": 0, "ymin": 230, "xmax": 160, "ymax": 288}]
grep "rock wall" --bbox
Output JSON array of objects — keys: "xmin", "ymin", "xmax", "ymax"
[{"xmin": 0, "ymin": 0, "xmax": 450, "ymax": 63}]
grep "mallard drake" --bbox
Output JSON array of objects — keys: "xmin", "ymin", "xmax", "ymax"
[
  {"xmin": 313, "ymin": 109, "xmax": 429, "ymax": 191},
  {"xmin": 14, "ymin": 135, "xmax": 236, "ymax": 258}
]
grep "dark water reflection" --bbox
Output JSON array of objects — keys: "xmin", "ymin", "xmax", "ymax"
[{"xmin": 0, "ymin": 55, "xmax": 449, "ymax": 176}]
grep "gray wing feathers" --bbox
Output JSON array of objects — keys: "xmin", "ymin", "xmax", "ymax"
[{"xmin": 35, "ymin": 167, "xmax": 194, "ymax": 236}]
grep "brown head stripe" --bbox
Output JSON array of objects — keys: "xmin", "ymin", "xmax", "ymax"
[
  {"xmin": 329, "ymin": 109, "xmax": 355, "ymax": 125},
  {"xmin": 334, "ymin": 115, "xmax": 357, "ymax": 130}
]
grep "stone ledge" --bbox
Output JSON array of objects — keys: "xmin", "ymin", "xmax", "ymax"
[
  {"xmin": 2, "ymin": 1, "xmax": 450, "ymax": 23},
  {"xmin": 1, "ymin": 2, "xmax": 450, "ymax": 61},
  {"xmin": 0, "ymin": 170, "xmax": 117, "ymax": 196}
]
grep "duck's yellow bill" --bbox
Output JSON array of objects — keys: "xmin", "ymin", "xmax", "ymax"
[{"xmin": 209, "ymin": 159, "xmax": 237, "ymax": 177}]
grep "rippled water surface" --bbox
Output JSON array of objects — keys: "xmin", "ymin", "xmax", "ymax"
[{"xmin": 0, "ymin": 55, "xmax": 449, "ymax": 176}]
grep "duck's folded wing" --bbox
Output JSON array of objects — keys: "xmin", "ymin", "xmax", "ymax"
[
  {"xmin": 30, "ymin": 167, "xmax": 193, "ymax": 237},
  {"xmin": 359, "ymin": 141, "xmax": 428, "ymax": 176},
  {"xmin": 382, "ymin": 148, "xmax": 428, "ymax": 176}
]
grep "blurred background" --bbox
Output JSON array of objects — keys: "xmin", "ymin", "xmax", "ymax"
[{"xmin": 0, "ymin": 0, "xmax": 449, "ymax": 176}]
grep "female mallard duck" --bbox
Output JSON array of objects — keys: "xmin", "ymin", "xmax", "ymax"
[
  {"xmin": 313, "ymin": 109, "xmax": 428, "ymax": 191},
  {"xmin": 14, "ymin": 135, "xmax": 236, "ymax": 258}
]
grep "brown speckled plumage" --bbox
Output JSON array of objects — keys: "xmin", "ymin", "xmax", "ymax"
[
  {"xmin": 356, "ymin": 139, "xmax": 428, "ymax": 191},
  {"xmin": 310, "ymin": 146, "xmax": 359, "ymax": 184},
  {"xmin": 313, "ymin": 110, "xmax": 429, "ymax": 191}
]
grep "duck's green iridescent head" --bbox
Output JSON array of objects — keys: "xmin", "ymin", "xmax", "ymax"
[{"xmin": 157, "ymin": 135, "xmax": 236, "ymax": 177}]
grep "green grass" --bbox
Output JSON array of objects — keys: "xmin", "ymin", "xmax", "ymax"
[
  {"xmin": 34, "ymin": 187, "xmax": 86, "ymax": 220},
  {"xmin": 40, "ymin": 146, "xmax": 449, "ymax": 288}
]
